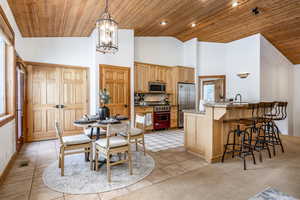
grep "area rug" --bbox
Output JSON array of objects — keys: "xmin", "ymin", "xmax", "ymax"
[
  {"xmin": 43, "ymin": 152, "xmax": 155, "ymax": 194},
  {"xmin": 144, "ymin": 129, "xmax": 184, "ymax": 152},
  {"xmin": 249, "ymin": 187, "xmax": 298, "ymax": 200}
]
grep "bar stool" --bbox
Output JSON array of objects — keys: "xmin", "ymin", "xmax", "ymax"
[
  {"xmin": 263, "ymin": 101, "xmax": 286, "ymax": 155},
  {"xmin": 251, "ymin": 102, "xmax": 273, "ymax": 162},
  {"xmin": 222, "ymin": 117, "xmax": 256, "ymax": 170}
]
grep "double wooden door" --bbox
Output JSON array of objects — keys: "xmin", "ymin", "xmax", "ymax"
[
  {"xmin": 27, "ymin": 64, "xmax": 88, "ymax": 141},
  {"xmin": 100, "ymin": 65, "xmax": 130, "ymax": 118}
]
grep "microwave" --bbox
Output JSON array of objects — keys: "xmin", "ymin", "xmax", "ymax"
[{"xmin": 149, "ymin": 82, "xmax": 166, "ymax": 93}]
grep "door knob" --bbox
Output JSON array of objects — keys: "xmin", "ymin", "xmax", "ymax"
[{"xmin": 124, "ymin": 104, "xmax": 128, "ymax": 108}]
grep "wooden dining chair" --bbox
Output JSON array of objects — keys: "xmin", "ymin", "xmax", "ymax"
[
  {"xmin": 120, "ymin": 114, "xmax": 146, "ymax": 155},
  {"xmin": 55, "ymin": 121, "xmax": 93, "ymax": 176},
  {"xmin": 94, "ymin": 123, "xmax": 132, "ymax": 182}
]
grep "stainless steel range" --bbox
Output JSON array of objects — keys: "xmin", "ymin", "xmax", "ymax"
[{"xmin": 153, "ymin": 105, "xmax": 170, "ymax": 130}]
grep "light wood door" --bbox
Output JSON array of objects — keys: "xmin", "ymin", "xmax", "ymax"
[
  {"xmin": 100, "ymin": 65, "xmax": 130, "ymax": 118},
  {"xmin": 27, "ymin": 66, "xmax": 60, "ymax": 141},
  {"xmin": 27, "ymin": 64, "xmax": 88, "ymax": 141},
  {"xmin": 60, "ymin": 68, "xmax": 88, "ymax": 136}
]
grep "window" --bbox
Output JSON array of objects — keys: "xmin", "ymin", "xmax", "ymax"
[
  {"xmin": 203, "ymin": 84, "xmax": 215, "ymax": 102},
  {"xmin": 0, "ymin": 38, "xmax": 5, "ymax": 116}
]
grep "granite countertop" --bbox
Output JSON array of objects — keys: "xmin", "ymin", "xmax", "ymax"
[
  {"xmin": 183, "ymin": 109, "xmax": 206, "ymax": 114},
  {"xmin": 203, "ymin": 102, "xmax": 249, "ymax": 108}
]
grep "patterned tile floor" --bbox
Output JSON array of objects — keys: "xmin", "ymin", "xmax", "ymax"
[
  {"xmin": 0, "ymin": 129, "xmax": 207, "ymax": 200},
  {"xmin": 144, "ymin": 129, "xmax": 184, "ymax": 152}
]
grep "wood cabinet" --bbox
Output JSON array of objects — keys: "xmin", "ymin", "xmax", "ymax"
[
  {"xmin": 135, "ymin": 62, "xmax": 174, "ymax": 93},
  {"xmin": 165, "ymin": 68, "xmax": 173, "ymax": 94},
  {"xmin": 177, "ymin": 67, "xmax": 195, "ymax": 83},
  {"xmin": 170, "ymin": 106, "xmax": 178, "ymax": 128},
  {"xmin": 156, "ymin": 66, "xmax": 168, "ymax": 82},
  {"xmin": 134, "ymin": 63, "xmax": 195, "ymax": 107},
  {"xmin": 134, "ymin": 106, "xmax": 153, "ymax": 131},
  {"xmin": 148, "ymin": 65, "xmax": 157, "ymax": 83},
  {"xmin": 134, "ymin": 63, "xmax": 149, "ymax": 93}
]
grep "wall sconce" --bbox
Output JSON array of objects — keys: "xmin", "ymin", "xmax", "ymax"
[{"xmin": 237, "ymin": 72, "xmax": 250, "ymax": 79}]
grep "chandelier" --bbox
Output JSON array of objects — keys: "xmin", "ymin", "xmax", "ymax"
[{"xmin": 96, "ymin": 0, "xmax": 118, "ymax": 54}]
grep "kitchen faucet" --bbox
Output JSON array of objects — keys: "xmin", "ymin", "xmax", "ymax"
[{"xmin": 235, "ymin": 94, "xmax": 242, "ymax": 103}]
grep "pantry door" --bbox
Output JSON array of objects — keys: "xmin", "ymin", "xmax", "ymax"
[
  {"xmin": 60, "ymin": 67, "xmax": 89, "ymax": 136},
  {"xmin": 100, "ymin": 65, "xmax": 130, "ymax": 118},
  {"xmin": 27, "ymin": 63, "xmax": 89, "ymax": 141},
  {"xmin": 27, "ymin": 65, "xmax": 60, "ymax": 141}
]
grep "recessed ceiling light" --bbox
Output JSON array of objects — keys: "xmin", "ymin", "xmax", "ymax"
[
  {"xmin": 160, "ymin": 21, "xmax": 167, "ymax": 26},
  {"xmin": 232, "ymin": 1, "xmax": 238, "ymax": 7},
  {"xmin": 191, "ymin": 23, "xmax": 196, "ymax": 28}
]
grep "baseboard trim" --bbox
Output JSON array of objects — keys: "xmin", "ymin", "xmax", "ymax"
[{"xmin": 0, "ymin": 152, "xmax": 17, "ymax": 185}]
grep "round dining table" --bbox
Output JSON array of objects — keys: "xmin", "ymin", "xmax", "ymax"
[{"xmin": 73, "ymin": 119, "xmax": 129, "ymax": 169}]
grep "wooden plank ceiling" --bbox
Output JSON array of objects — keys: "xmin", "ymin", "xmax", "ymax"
[{"xmin": 7, "ymin": 0, "xmax": 300, "ymax": 64}]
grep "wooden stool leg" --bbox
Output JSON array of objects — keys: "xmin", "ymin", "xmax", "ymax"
[
  {"xmin": 61, "ymin": 147, "xmax": 65, "ymax": 176},
  {"xmin": 107, "ymin": 153, "xmax": 111, "ymax": 182},
  {"xmin": 89, "ymin": 144, "xmax": 93, "ymax": 170},
  {"xmin": 95, "ymin": 150, "xmax": 99, "ymax": 171},
  {"xmin": 142, "ymin": 136, "xmax": 146, "ymax": 156},
  {"xmin": 58, "ymin": 146, "xmax": 62, "ymax": 168},
  {"xmin": 128, "ymin": 148, "xmax": 133, "ymax": 175}
]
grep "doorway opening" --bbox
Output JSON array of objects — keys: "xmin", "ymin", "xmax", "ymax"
[{"xmin": 16, "ymin": 62, "xmax": 26, "ymax": 151}]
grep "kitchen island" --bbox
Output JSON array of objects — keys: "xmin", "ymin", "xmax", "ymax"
[{"xmin": 184, "ymin": 102, "xmax": 252, "ymax": 163}]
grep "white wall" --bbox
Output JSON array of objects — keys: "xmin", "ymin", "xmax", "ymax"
[
  {"xmin": 198, "ymin": 42, "xmax": 226, "ymax": 76},
  {"xmin": 0, "ymin": 0, "xmax": 19, "ymax": 177},
  {"xmin": 260, "ymin": 35, "xmax": 294, "ymax": 135},
  {"xmin": 134, "ymin": 37, "xmax": 183, "ymax": 66},
  {"xmin": 91, "ymin": 29, "xmax": 135, "ymax": 117},
  {"xmin": 0, "ymin": 120, "xmax": 16, "ymax": 176},
  {"xmin": 183, "ymin": 38, "xmax": 198, "ymax": 68},
  {"xmin": 225, "ymin": 34, "xmax": 261, "ymax": 101},
  {"xmin": 294, "ymin": 65, "xmax": 300, "ymax": 137},
  {"xmin": 17, "ymin": 37, "xmax": 93, "ymax": 67}
]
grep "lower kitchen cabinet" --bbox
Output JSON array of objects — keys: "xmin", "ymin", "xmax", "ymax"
[{"xmin": 171, "ymin": 106, "xmax": 178, "ymax": 128}]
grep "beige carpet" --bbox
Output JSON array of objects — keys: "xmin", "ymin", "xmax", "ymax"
[{"xmin": 114, "ymin": 136, "xmax": 300, "ymax": 200}]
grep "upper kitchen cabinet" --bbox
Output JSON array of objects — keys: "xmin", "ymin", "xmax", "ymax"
[
  {"xmin": 134, "ymin": 63, "xmax": 150, "ymax": 93},
  {"xmin": 156, "ymin": 66, "xmax": 168, "ymax": 83},
  {"xmin": 176, "ymin": 66, "xmax": 195, "ymax": 83},
  {"xmin": 134, "ymin": 62, "xmax": 174, "ymax": 93},
  {"xmin": 165, "ymin": 68, "xmax": 173, "ymax": 94},
  {"xmin": 148, "ymin": 65, "xmax": 158, "ymax": 83}
]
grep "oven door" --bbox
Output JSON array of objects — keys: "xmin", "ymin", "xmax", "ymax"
[{"xmin": 153, "ymin": 112, "xmax": 170, "ymax": 130}]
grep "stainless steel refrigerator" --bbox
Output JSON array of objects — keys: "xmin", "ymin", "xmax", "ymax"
[{"xmin": 178, "ymin": 83, "xmax": 195, "ymax": 128}]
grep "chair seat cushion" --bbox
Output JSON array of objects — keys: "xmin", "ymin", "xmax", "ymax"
[
  {"xmin": 62, "ymin": 134, "xmax": 91, "ymax": 145},
  {"xmin": 95, "ymin": 136, "xmax": 128, "ymax": 148},
  {"xmin": 84, "ymin": 128, "xmax": 106, "ymax": 136},
  {"xmin": 120, "ymin": 128, "xmax": 143, "ymax": 136}
]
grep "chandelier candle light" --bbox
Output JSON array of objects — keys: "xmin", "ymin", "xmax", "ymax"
[{"xmin": 96, "ymin": 0, "xmax": 118, "ymax": 54}]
